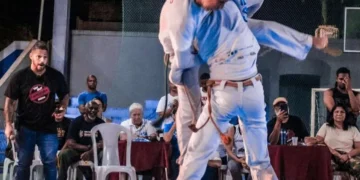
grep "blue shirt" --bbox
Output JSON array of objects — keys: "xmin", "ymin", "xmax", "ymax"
[
  {"xmin": 78, "ymin": 91, "xmax": 107, "ymax": 105},
  {"xmin": 163, "ymin": 122, "xmax": 180, "ymax": 158}
]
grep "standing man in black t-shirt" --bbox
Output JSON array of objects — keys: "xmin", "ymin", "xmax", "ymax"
[
  {"xmin": 324, "ymin": 67, "xmax": 360, "ymax": 125},
  {"xmin": 58, "ymin": 100, "xmax": 104, "ymax": 180},
  {"xmin": 3, "ymin": 41, "xmax": 69, "ymax": 180},
  {"xmin": 267, "ymin": 97, "xmax": 309, "ymax": 145}
]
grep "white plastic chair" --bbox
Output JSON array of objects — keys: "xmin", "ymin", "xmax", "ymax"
[
  {"xmin": 91, "ymin": 123, "xmax": 136, "ymax": 180},
  {"xmin": 9, "ymin": 141, "xmax": 43, "ymax": 180},
  {"xmin": 3, "ymin": 157, "xmax": 14, "ymax": 180},
  {"xmin": 68, "ymin": 160, "xmax": 94, "ymax": 180}
]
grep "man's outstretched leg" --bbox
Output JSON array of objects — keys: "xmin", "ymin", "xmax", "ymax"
[
  {"xmin": 239, "ymin": 78, "xmax": 277, "ymax": 180},
  {"xmin": 178, "ymin": 83, "xmax": 240, "ymax": 180}
]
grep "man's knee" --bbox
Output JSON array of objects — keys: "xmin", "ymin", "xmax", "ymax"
[
  {"xmin": 58, "ymin": 149, "xmax": 75, "ymax": 163},
  {"xmin": 18, "ymin": 149, "xmax": 35, "ymax": 167}
]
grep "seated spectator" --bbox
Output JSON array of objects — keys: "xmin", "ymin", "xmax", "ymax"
[
  {"xmin": 93, "ymin": 97, "xmax": 112, "ymax": 123},
  {"xmin": 309, "ymin": 104, "xmax": 360, "ymax": 179},
  {"xmin": 58, "ymin": 100, "xmax": 104, "ymax": 180},
  {"xmin": 267, "ymin": 97, "xmax": 309, "ymax": 145},
  {"xmin": 54, "ymin": 104, "xmax": 71, "ymax": 151},
  {"xmin": 78, "ymin": 75, "xmax": 107, "ymax": 114},
  {"xmin": 227, "ymin": 121, "xmax": 251, "ymax": 180},
  {"xmin": 156, "ymin": 82, "xmax": 178, "ymax": 129},
  {"xmin": 121, "ymin": 103, "xmax": 157, "ymax": 141},
  {"xmin": 324, "ymin": 67, "xmax": 360, "ymax": 125}
]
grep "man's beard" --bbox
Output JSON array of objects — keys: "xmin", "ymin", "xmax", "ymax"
[
  {"xmin": 87, "ymin": 114, "xmax": 97, "ymax": 120},
  {"xmin": 36, "ymin": 64, "xmax": 46, "ymax": 72},
  {"xmin": 338, "ymin": 84, "xmax": 346, "ymax": 90},
  {"xmin": 88, "ymin": 86, "xmax": 96, "ymax": 90}
]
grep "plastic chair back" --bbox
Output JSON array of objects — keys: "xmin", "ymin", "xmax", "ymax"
[{"xmin": 91, "ymin": 123, "xmax": 132, "ymax": 167}]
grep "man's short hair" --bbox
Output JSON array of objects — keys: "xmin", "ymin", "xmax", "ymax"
[
  {"xmin": 31, "ymin": 41, "xmax": 48, "ymax": 52},
  {"xmin": 92, "ymin": 97, "xmax": 104, "ymax": 106},
  {"xmin": 336, "ymin": 67, "xmax": 351, "ymax": 77},
  {"xmin": 86, "ymin": 75, "xmax": 97, "ymax": 81},
  {"xmin": 200, "ymin": 73, "xmax": 210, "ymax": 80},
  {"xmin": 129, "ymin": 103, "xmax": 143, "ymax": 112},
  {"xmin": 85, "ymin": 100, "xmax": 98, "ymax": 109}
]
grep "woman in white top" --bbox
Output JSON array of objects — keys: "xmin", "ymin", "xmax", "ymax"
[{"xmin": 310, "ymin": 104, "xmax": 360, "ymax": 178}]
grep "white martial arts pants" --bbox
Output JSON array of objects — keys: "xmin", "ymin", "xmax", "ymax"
[{"xmin": 177, "ymin": 76, "xmax": 277, "ymax": 180}]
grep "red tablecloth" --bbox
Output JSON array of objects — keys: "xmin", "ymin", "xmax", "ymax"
[
  {"xmin": 109, "ymin": 141, "xmax": 170, "ymax": 180},
  {"xmin": 268, "ymin": 145, "xmax": 333, "ymax": 180}
]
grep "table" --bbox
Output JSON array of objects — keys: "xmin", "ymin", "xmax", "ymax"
[
  {"xmin": 268, "ymin": 145, "xmax": 333, "ymax": 180},
  {"xmin": 109, "ymin": 141, "xmax": 170, "ymax": 180}
]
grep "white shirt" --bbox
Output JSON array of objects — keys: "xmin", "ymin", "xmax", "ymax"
[
  {"xmin": 121, "ymin": 119, "xmax": 157, "ymax": 137},
  {"xmin": 317, "ymin": 123, "xmax": 360, "ymax": 153},
  {"xmin": 156, "ymin": 94, "xmax": 178, "ymax": 129}
]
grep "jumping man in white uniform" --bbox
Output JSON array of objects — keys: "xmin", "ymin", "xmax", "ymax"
[{"xmin": 159, "ymin": 0, "xmax": 328, "ymax": 179}]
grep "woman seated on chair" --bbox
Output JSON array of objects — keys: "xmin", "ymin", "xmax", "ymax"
[
  {"xmin": 58, "ymin": 100, "xmax": 104, "ymax": 180},
  {"xmin": 306, "ymin": 104, "xmax": 360, "ymax": 178}
]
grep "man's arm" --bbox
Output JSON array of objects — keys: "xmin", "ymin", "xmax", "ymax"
[
  {"xmin": 356, "ymin": 94, "xmax": 360, "ymax": 116},
  {"xmin": 4, "ymin": 97, "xmax": 17, "ymax": 125},
  {"xmin": 157, "ymin": 109, "xmax": 173, "ymax": 119},
  {"xmin": 147, "ymin": 123, "xmax": 158, "ymax": 140},
  {"xmin": 323, "ymin": 89, "xmax": 335, "ymax": 112},
  {"xmin": 66, "ymin": 139, "xmax": 91, "ymax": 152},
  {"xmin": 248, "ymin": 19, "xmax": 316, "ymax": 60},
  {"xmin": 80, "ymin": 141, "xmax": 104, "ymax": 161},
  {"xmin": 268, "ymin": 121, "xmax": 281, "ymax": 145},
  {"xmin": 164, "ymin": 122, "xmax": 176, "ymax": 142},
  {"xmin": 233, "ymin": 0, "xmax": 327, "ymax": 60},
  {"xmin": 347, "ymin": 91, "xmax": 360, "ymax": 115},
  {"xmin": 159, "ymin": 0, "xmax": 201, "ymax": 84},
  {"xmin": 60, "ymin": 94, "xmax": 69, "ymax": 110},
  {"xmin": 4, "ymin": 97, "xmax": 17, "ymax": 139}
]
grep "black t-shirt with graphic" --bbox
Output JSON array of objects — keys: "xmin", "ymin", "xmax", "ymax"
[
  {"xmin": 267, "ymin": 115, "xmax": 309, "ymax": 145},
  {"xmin": 56, "ymin": 117, "xmax": 71, "ymax": 150},
  {"xmin": 4, "ymin": 66, "xmax": 69, "ymax": 133},
  {"xmin": 67, "ymin": 115, "xmax": 104, "ymax": 148}
]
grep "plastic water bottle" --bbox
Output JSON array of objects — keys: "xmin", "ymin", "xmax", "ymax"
[{"xmin": 280, "ymin": 129, "xmax": 285, "ymax": 145}]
